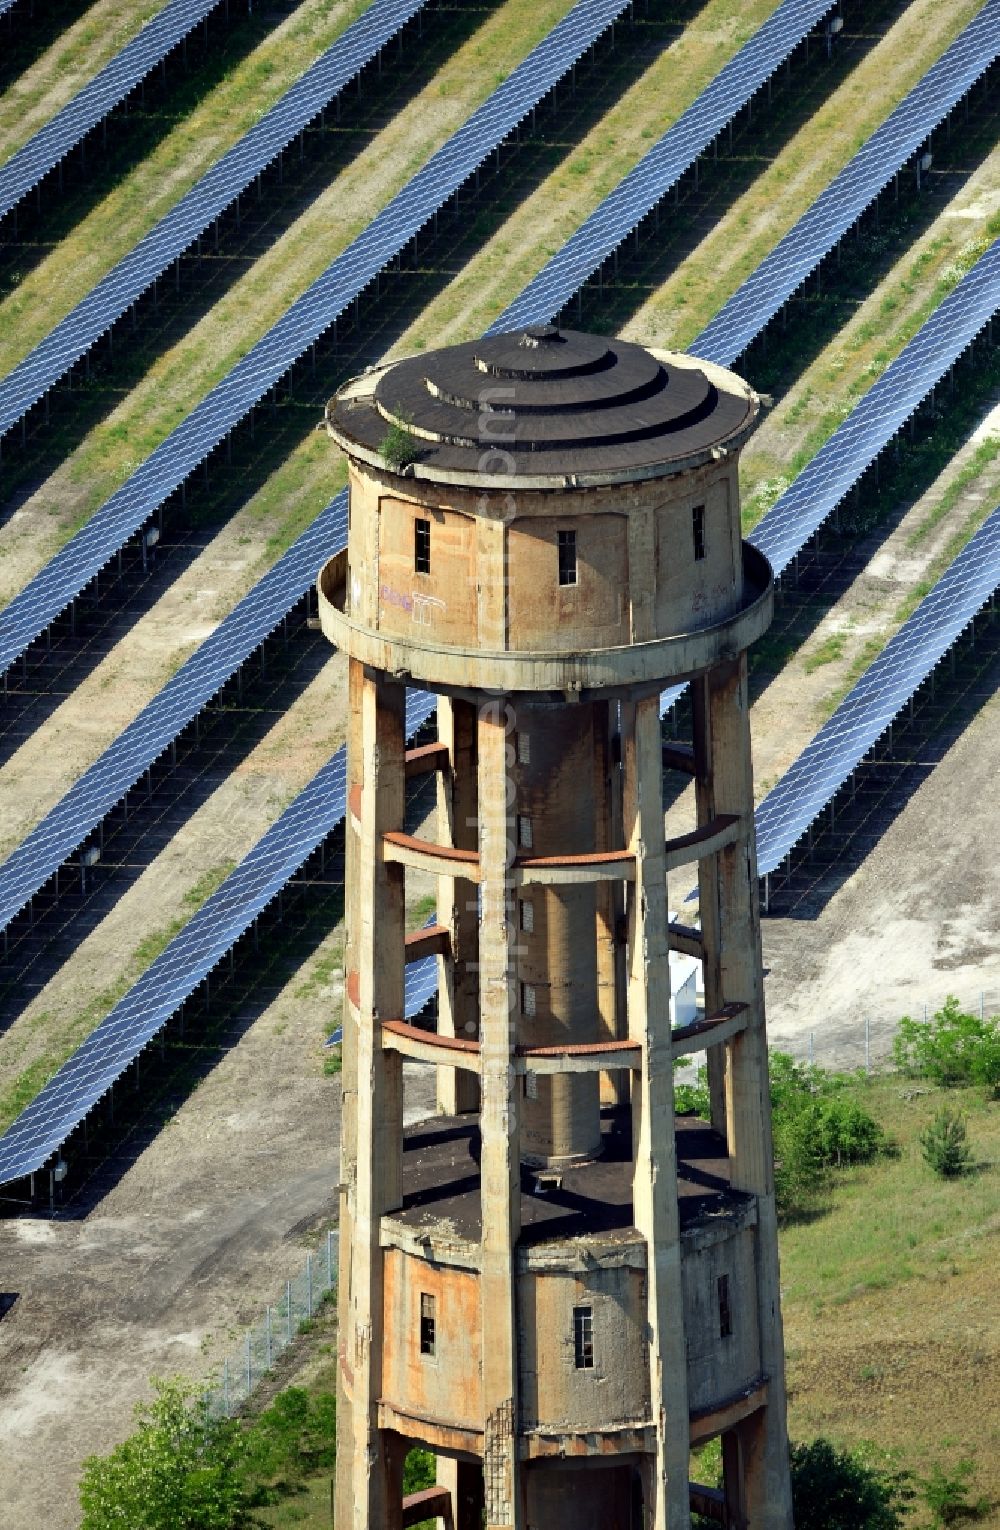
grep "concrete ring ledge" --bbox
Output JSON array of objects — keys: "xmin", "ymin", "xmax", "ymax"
[{"xmin": 318, "ymin": 544, "xmax": 773, "ymax": 696}]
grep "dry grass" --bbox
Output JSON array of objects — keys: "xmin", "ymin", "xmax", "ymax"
[
  {"xmin": 0, "ymin": 0, "xmax": 168, "ymax": 167},
  {"xmin": 0, "ymin": 0, "xmax": 369, "ymax": 376},
  {"xmin": 780, "ymin": 1076, "xmax": 1000, "ymax": 1524}
]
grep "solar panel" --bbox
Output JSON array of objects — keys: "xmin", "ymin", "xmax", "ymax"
[
  {"xmin": 0, "ymin": 0, "xmax": 226, "ymax": 224},
  {"xmin": 0, "ymin": 0, "xmax": 22, "ymax": 19},
  {"xmin": 755, "ymin": 504, "xmax": 1000, "ymax": 876},
  {"xmin": 0, "ymin": 492, "xmax": 348, "ymax": 933},
  {"xmin": 694, "ymin": 0, "xmax": 1000, "ymax": 368},
  {"xmin": 0, "ymin": 688, "xmax": 437, "ymax": 1187},
  {"xmin": 0, "ymin": 0, "xmax": 631, "ymax": 682},
  {"xmin": 660, "ymin": 236, "xmax": 1000, "ymax": 717},
  {"xmin": 0, "ymin": 0, "xmax": 433, "ymax": 443},
  {"xmin": 491, "ymin": 0, "xmax": 836, "ymax": 334}
]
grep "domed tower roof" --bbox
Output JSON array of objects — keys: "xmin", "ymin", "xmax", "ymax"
[{"xmin": 326, "ymin": 325, "xmax": 759, "ymax": 489}]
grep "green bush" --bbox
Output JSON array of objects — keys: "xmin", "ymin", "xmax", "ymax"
[
  {"xmin": 79, "ymin": 1379, "xmax": 254, "ymax": 1530},
  {"xmin": 892, "ymin": 997, "xmax": 1000, "ymax": 1096},
  {"xmin": 921, "ymin": 1459, "xmax": 989, "ymax": 1526},
  {"xmin": 789, "ymin": 1438, "xmax": 915, "ymax": 1530},
  {"xmin": 379, "ymin": 418, "xmax": 419, "ymax": 472},
  {"xmin": 919, "ymin": 1105, "xmax": 973, "ymax": 1178},
  {"xmin": 768, "ymin": 1053, "xmax": 884, "ymax": 1218}
]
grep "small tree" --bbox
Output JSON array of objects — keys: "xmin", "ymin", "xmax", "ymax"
[
  {"xmin": 79, "ymin": 1378, "xmax": 253, "ymax": 1530},
  {"xmin": 789, "ymin": 1438, "xmax": 915, "ymax": 1530},
  {"xmin": 893, "ymin": 997, "xmax": 1000, "ymax": 1096},
  {"xmin": 920, "ymin": 1105, "xmax": 973, "ymax": 1178}
]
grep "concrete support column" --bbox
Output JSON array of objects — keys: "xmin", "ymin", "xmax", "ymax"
[
  {"xmin": 438, "ymin": 1458, "xmax": 486, "ymax": 1530},
  {"xmin": 437, "ymin": 696, "xmax": 480, "ymax": 1115},
  {"xmin": 339, "ymin": 665, "xmax": 407, "ymax": 1530},
  {"xmin": 704, "ymin": 656, "xmax": 792, "ymax": 1530},
  {"xmin": 692, "ymin": 677, "xmax": 727, "ymax": 1138},
  {"xmin": 594, "ymin": 699, "xmax": 628, "ymax": 1105},
  {"xmin": 477, "ymin": 696, "xmax": 523, "ymax": 1530},
  {"xmin": 622, "ymin": 696, "xmax": 691, "ymax": 1530}
]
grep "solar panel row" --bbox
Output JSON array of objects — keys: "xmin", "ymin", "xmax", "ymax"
[
  {"xmin": 0, "ymin": 0, "xmax": 632, "ymax": 683},
  {"xmin": 491, "ymin": 0, "xmax": 836, "ymax": 334},
  {"xmin": 0, "ymin": 493, "xmax": 347, "ymax": 934},
  {"xmin": 694, "ymin": 0, "xmax": 1000, "ymax": 368},
  {"xmin": 755, "ymin": 504, "xmax": 1000, "ymax": 876},
  {"xmin": 0, "ymin": 689, "xmax": 436, "ymax": 1187},
  {"xmin": 0, "ymin": 0, "xmax": 227, "ymax": 223},
  {"xmin": 0, "ymin": 0, "xmax": 22, "ymax": 20},
  {"xmin": 0, "ymin": 0, "xmax": 433, "ymax": 443},
  {"xmin": 660, "ymin": 236, "xmax": 1000, "ymax": 716}
]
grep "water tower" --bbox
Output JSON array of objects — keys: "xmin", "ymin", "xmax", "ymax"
[{"xmin": 319, "ymin": 325, "xmax": 793, "ymax": 1530}]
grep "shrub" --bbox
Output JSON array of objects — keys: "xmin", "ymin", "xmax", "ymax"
[
  {"xmin": 768, "ymin": 1052, "xmax": 884, "ymax": 1217},
  {"xmin": 920, "ymin": 1105, "xmax": 973, "ymax": 1178},
  {"xmin": 379, "ymin": 418, "xmax": 419, "ymax": 472},
  {"xmin": 789, "ymin": 1438, "xmax": 915, "ymax": 1530},
  {"xmin": 921, "ymin": 1459, "xmax": 989, "ymax": 1526},
  {"xmin": 892, "ymin": 997, "xmax": 1000, "ymax": 1096},
  {"xmin": 79, "ymin": 1378, "xmax": 253, "ymax": 1530}
]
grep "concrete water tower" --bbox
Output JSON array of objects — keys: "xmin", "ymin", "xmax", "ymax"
[{"xmin": 319, "ymin": 325, "xmax": 793, "ymax": 1530}]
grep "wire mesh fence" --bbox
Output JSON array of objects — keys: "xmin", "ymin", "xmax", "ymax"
[
  {"xmin": 770, "ymin": 988, "xmax": 1000, "ymax": 1074},
  {"xmin": 206, "ymin": 1227, "xmax": 339, "ymax": 1419}
]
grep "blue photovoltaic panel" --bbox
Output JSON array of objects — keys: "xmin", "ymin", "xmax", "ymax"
[
  {"xmin": 0, "ymin": 689, "xmax": 437, "ymax": 1188},
  {"xmin": 751, "ymin": 238, "xmax": 1000, "ymax": 579},
  {"xmin": 659, "ymin": 237, "xmax": 1000, "ymax": 718},
  {"xmin": 0, "ymin": 493, "xmax": 348, "ymax": 934},
  {"xmin": 0, "ymin": 0, "xmax": 225, "ymax": 222},
  {"xmin": 492, "ymin": 0, "xmax": 835, "ymax": 334},
  {"xmin": 694, "ymin": 0, "xmax": 1000, "ymax": 368},
  {"xmin": 755, "ymin": 505, "xmax": 1000, "ymax": 875},
  {"xmin": 0, "ymin": 0, "xmax": 433, "ymax": 442},
  {"xmin": 0, "ymin": 0, "xmax": 630, "ymax": 682},
  {"xmin": 0, "ymin": 0, "xmax": 21, "ymax": 19}
]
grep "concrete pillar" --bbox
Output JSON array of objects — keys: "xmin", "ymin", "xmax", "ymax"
[
  {"xmin": 622, "ymin": 696, "xmax": 691, "ymax": 1530},
  {"xmin": 477, "ymin": 696, "xmax": 523, "ymax": 1530},
  {"xmin": 438, "ymin": 1458, "xmax": 486, "ymax": 1530},
  {"xmin": 692, "ymin": 676, "xmax": 728, "ymax": 1138},
  {"xmin": 704, "ymin": 656, "xmax": 793, "ymax": 1530},
  {"xmin": 437, "ymin": 696, "xmax": 480, "ymax": 1115},
  {"xmin": 594, "ymin": 698, "xmax": 628, "ymax": 1105},
  {"xmin": 338, "ymin": 666, "xmax": 407, "ymax": 1530}
]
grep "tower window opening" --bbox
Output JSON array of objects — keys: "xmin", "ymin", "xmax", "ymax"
[
  {"xmin": 517, "ymin": 814, "xmax": 533, "ymax": 849},
  {"xmin": 521, "ymin": 982, "xmax": 537, "ymax": 1017},
  {"xmin": 520, "ymin": 899, "xmax": 534, "ymax": 934},
  {"xmin": 420, "ymin": 1293, "xmax": 436, "ymax": 1355},
  {"xmin": 692, "ymin": 505, "xmax": 706, "ymax": 562},
  {"xmin": 558, "ymin": 528, "xmax": 578, "ymax": 586},
  {"xmin": 517, "ymin": 732, "xmax": 531, "ymax": 765},
  {"xmin": 718, "ymin": 1274, "xmax": 732, "ymax": 1339},
  {"xmin": 414, "ymin": 518, "xmax": 431, "ymax": 574},
  {"xmin": 573, "ymin": 1305, "xmax": 594, "ymax": 1369}
]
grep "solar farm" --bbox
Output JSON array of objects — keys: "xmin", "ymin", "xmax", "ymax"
[{"xmin": 0, "ymin": 0, "xmax": 998, "ymax": 1519}]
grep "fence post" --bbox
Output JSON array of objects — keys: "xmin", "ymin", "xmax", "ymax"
[
  {"xmin": 980, "ymin": 992, "xmax": 985, "ymax": 1021},
  {"xmin": 865, "ymin": 1015, "xmax": 870, "ymax": 1075},
  {"xmin": 327, "ymin": 1229, "xmax": 334, "ymax": 1290},
  {"xmin": 287, "ymin": 1279, "xmax": 293, "ymax": 1343},
  {"xmin": 223, "ymin": 1358, "xmax": 230, "ymax": 1417},
  {"xmin": 307, "ymin": 1253, "xmax": 313, "ymax": 1319},
  {"xmin": 808, "ymin": 1031, "xmax": 814, "ymax": 1068},
  {"xmin": 266, "ymin": 1305, "xmax": 272, "ymax": 1370},
  {"xmin": 246, "ymin": 1330, "xmax": 252, "ymax": 1397}
]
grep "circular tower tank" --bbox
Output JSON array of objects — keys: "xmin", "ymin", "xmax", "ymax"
[{"xmin": 320, "ymin": 327, "xmax": 793, "ymax": 1530}]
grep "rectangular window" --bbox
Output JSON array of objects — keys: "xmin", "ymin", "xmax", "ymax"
[
  {"xmin": 521, "ymin": 982, "xmax": 536, "ymax": 1018},
  {"xmin": 420, "ymin": 1293, "xmax": 436, "ymax": 1355},
  {"xmin": 519, "ymin": 900, "xmax": 534, "ymax": 934},
  {"xmin": 573, "ymin": 1305, "xmax": 594, "ymax": 1369},
  {"xmin": 517, "ymin": 814, "xmax": 533, "ymax": 849},
  {"xmin": 517, "ymin": 732, "xmax": 531, "ymax": 765},
  {"xmin": 717, "ymin": 1274, "xmax": 732, "ymax": 1339},
  {"xmin": 557, "ymin": 528, "xmax": 577, "ymax": 586},
  {"xmin": 692, "ymin": 504, "xmax": 706, "ymax": 562},
  {"xmin": 523, "ymin": 1071, "xmax": 538, "ymax": 1101},
  {"xmin": 414, "ymin": 518, "xmax": 431, "ymax": 574}
]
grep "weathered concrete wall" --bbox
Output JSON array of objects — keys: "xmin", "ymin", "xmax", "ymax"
[
  {"xmin": 681, "ymin": 1223, "xmax": 761, "ymax": 1414},
  {"xmin": 382, "ymin": 1250, "xmax": 483, "ymax": 1426}
]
